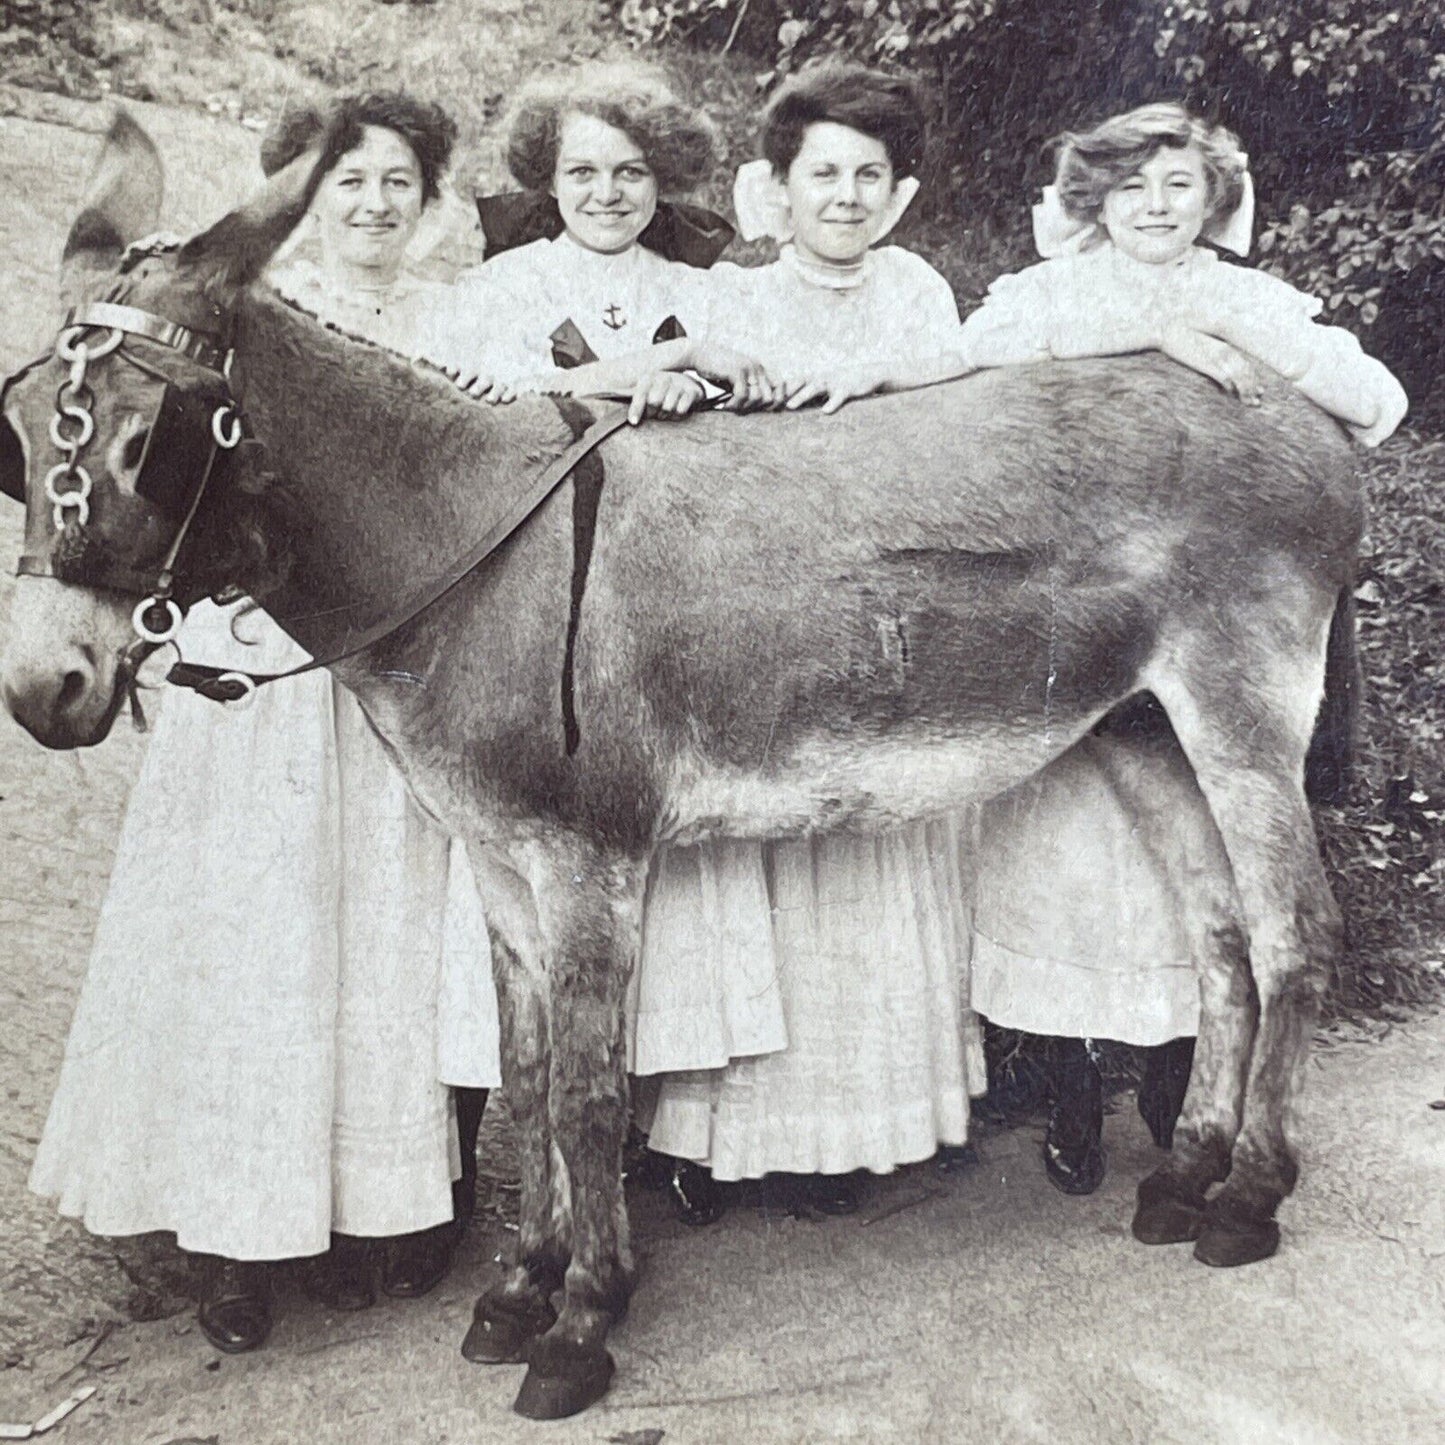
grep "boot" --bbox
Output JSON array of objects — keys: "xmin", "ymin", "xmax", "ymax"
[
  {"xmin": 668, "ymin": 1159, "xmax": 728, "ymax": 1227},
  {"xmin": 196, "ymin": 1255, "xmax": 273, "ymax": 1354},
  {"xmin": 304, "ymin": 1233, "xmax": 375, "ymax": 1312},
  {"xmin": 1043, "ymin": 1037, "xmax": 1105, "ymax": 1196},
  {"xmin": 1137, "ymin": 1037, "xmax": 1195, "ymax": 1150},
  {"xmin": 381, "ymin": 1087, "xmax": 488, "ymax": 1299}
]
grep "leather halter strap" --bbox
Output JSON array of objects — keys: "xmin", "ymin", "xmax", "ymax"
[
  {"xmin": 167, "ymin": 405, "xmax": 634, "ymax": 703},
  {"xmin": 66, "ymin": 302, "xmax": 231, "ymax": 372}
]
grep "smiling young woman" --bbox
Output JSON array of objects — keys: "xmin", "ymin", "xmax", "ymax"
[
  {"xmin": 28, "ymin": 91, "xmax": 499, "ymax": 1357},
  {"xmin": 430, "ymin": 61, "xmax": 725, "ymax": 393}
]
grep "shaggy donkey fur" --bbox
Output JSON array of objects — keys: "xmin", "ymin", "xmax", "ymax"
[{"xmin": 1, "ymin": 117, "xmax": 1359, "ymax": 1420}]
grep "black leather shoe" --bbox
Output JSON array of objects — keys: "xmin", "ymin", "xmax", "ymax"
[
  {"xmin": 303, "ymin": 1234, "xmax": 376, "ymax": 1312},
  {"xmin": 1138, "ymin": 1036, "xmax": 1196, "ymax": 1150},
  {"xmin": 381, "ymin": 1219, "xmax": 461, "ymax": 1300},
  {"xmin": 668, "ymin": 1160, "xmax": 727, "ymax": 1227},
  {"xmin": 197, "ymin": 1257, "xmax": 273, "ymax": 1354},
  {"xmin": 1043, "ymin": 1039, "xmax": 1106, "ymax": 1196},
  {"xmin": 935, "ymin": 1143, "xmax": 981, "ymax": 1176},
  {"xmin": 805, "ymin": 1173, "xmax": 862, "ymax": 1216}
]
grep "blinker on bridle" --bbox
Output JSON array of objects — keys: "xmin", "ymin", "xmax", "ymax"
[{"xmin": 1, "ymin": 299, "xmax": 252, "ymax": 723}]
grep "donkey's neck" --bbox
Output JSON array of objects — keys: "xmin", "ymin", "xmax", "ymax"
[{"xmin": 229, "ymin": 286, "xmax": 565, "ymax": 658}]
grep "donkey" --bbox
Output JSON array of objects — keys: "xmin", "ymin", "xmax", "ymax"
[{"xmin": 1, "ymin": 116, "xmax": 1359, "ymax": 1419}]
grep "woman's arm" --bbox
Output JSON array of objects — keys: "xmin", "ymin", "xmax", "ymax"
[
  {"xmin": 1193, "ymin": 305, "xmax": 1407, "ymax": 442},
  {"xmin": 512, "ymin": 338, "xmax": 786, "ymax": 423}
]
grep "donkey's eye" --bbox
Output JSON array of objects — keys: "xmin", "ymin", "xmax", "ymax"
[{"xmin": 107, "ymin": 414, "xmax": 150, "ymax": 494}]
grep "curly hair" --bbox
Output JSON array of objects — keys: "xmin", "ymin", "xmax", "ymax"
[
  {"xmin": 261, "ymin": 91, "xmax": 458, "ymax": 205},
  {"xmin": 1053, "ymin": 102, "xmax": 1247, "ymax": 227},
  {"xmin": 504, "ymin": 61, "xmax": 719, "ymax": 195},
  {"xmin": 761, "ymin": 61, "xmax": 929, "ymax": 180}
]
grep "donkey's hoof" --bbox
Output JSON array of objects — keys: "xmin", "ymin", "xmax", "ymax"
[
  {"xmin": 513, "ymin": 1338, "xmax": 615, "ymax": 1420},
  {"xmin": 1194, "ymin": 1217, "xmax": 1280, "ymax": 1268},
  {"xmin": 461, "ymin": 1295, "xmax": 557, "ymax": 1365},
  {"xmin": 1132, "ymin": 1192, "xmax": 1204, "ymax": 1245}
]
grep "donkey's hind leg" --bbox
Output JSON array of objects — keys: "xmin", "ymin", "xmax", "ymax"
[
  {"xmin": 1149, "ymin": 614, "xmax": 1340, "ymax": 1267},
  {"xmin": 1084, "ymin": 732, "xmax": 1258, "ymax": 1245},
  {"xmin": 460, "ymin": 845, "xmax": 564, "ymax": 1366}
]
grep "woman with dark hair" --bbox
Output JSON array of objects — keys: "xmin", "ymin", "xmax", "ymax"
[
  {"xmin": 543, "ymin": 61, "xmax": 989, "ymax": 1209},
  {"xmin": 29, "ymin": 91, "xmax": 498, "ymax": 1354}
]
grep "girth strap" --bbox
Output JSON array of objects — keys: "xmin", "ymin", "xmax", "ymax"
[{"xmin": 167, "ymin": 404, "xmax": 633, "ymax": 703}]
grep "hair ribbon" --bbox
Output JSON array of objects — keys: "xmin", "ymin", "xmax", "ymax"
[
  {"xmin": 731, "ymin": 157, "xmax": 920, "ymax": 245},
  {"xmin": 1031, "ymin": 153, "xmax": 1255, "ymax": 260}
]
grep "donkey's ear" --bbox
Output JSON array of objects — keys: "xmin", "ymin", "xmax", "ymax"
[
  {"xmin": 61, "ymin": 109, "xmax": 164, "ymax": 307},
  {"xmin": 177, "ymin": 144, "xmax": 326, "ymax": 300}
]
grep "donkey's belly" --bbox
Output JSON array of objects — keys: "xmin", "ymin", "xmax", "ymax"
[{"xmin": 662, "ymin": 712, "xmax": 1105, "ymax": 844}]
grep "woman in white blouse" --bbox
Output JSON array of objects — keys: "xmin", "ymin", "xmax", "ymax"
[
  {"xmin": 540, "ymin": 62, "xmax": 989, "ymax": 1209},
  {"xmin": 431, "ymin": 62, "xmax": 792, "ymax": 1226},
  {"xmin": 30, "ymin": 93, "xmax": 498, "ymax": 1354}
]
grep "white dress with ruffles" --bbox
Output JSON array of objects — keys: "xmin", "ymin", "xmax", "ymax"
[
  {"xmin": 961, "ymin": 243, "xmax": 1406, "ymax": 1044},
  {"xmin": 434, "ymin": 234, "xmax": 790, "ymax": 1077},
  {"xmin": 28, "ymin": 264, "xmax": 501, "ymax": 1261},
  {"xmin": 644, "ymin": 247, "xmax": 989, "ymax": 1179}
]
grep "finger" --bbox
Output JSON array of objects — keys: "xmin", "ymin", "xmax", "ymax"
[
  {"xmin": 822, "ymin": 385, "xmax": 858, "ymax": 415},
  {"xmin": 465, "ymin": 377, "xmax": 491, "ymax": 399},
  {"xmin": 787, "ymin": 380, "xmax": 826, "ymax": 410},
  {"xmin": 628, "ymin": 387, "xmax": 648, "ymax": 426}
]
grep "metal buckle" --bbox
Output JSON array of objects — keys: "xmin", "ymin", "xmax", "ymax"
[
  {"xmin": 213, "ymin": 671, "xmax": 257, "ymax": 709},
  {"xmin": 132, "ymin": 596, "xmax": 183, "ymax": 644}
]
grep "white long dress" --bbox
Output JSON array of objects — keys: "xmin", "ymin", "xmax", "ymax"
[
  {"xmin": 435, "ymin": 234, "xmax": 789, "ymax": 1077},
  {"xmin": 644, "ymin": 247, "xmax": 989, "ymax": 1179},
  {"xmin": 28, "ymin": 263, "xmax": 501, "ymax": 1261},
  {"xmin": 961, "ymin": 244, "xmax": 1407, "ymax": 1044}
]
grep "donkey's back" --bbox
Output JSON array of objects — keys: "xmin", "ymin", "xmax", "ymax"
[{"xmin": 567, "ymin": 357, "xmax": 1359, "ymax": 824}]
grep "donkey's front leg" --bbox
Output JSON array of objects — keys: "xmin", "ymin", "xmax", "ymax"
[
  {"xmin": 461, "ymin": 844, "xmax": 563, "ymax": 1366},
  {"xmin": 513, "ymin": 837, "xmax": 645, "ymax": 1421}
]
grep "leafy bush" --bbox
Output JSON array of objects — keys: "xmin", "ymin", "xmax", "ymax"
[{"xmin": 616, "ymin": 0, "xmax": 1445, "ymax": 422}]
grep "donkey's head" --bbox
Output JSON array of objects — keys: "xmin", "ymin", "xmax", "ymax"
[{"xmin": 1, "ymin": 111, "xmax": 323, "ymax": 747}]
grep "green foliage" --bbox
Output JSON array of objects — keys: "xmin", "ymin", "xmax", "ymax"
[{"xmin": 617, "ymin": 0, "xmax": 1445, "ymax": 420}]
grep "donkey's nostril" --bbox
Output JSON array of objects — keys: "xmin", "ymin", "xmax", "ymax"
[{"xmin": 56, "ymin": 669, "xmax": 88, "ymax": 715}]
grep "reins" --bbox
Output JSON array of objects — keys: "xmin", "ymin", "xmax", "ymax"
[{"xmin": 167, "ymin": 404, "xmax": 632, "ymax": 704}]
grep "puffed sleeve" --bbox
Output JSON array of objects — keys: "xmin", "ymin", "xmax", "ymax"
[
  {"xmin": 956, "ymin": 263, "xmax": 1056, "ymax": 365},
  {"xmin": 692, "ymin": 260, "xmax": 764, "ymax": 353},
  {"xmin": 884, "ymin": 248, "xmax": 962, "ymax": 355},
  {"xmin": 418, "ymin": 256, "xmax": 549, "ymax": 380},
  {"xmin": 1193, "ymin": 264, "xmax": 1409, "ymax": 445}
]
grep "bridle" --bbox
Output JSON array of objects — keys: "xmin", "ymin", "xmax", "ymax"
[
  {"xmin": 2, "ymin": 298, "xmax": 249, "ymax": 723},
  {"xmin": 3, "ymin": 297, "xmax": 630, "ymax": 716}
]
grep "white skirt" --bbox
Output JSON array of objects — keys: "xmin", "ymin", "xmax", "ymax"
[
  {"xmin": 627, "ymin": 840, "xmax": 788, "ymax": 1076},
  {"xmin": 646, "ymin": 816, "xmax": 987, "ymax": 1180},
  {"xmin": 29, "ymin": 601, "xmax": 501, "ymax": 1261},
  {"xmin": 972, "ymin": 735, "xmax": 1205, "ymax": 1048}
]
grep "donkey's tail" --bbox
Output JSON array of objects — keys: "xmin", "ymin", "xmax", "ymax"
[{"xmin": 1304, "ymin": 585, "xmax": 1361, "ymax": 806}]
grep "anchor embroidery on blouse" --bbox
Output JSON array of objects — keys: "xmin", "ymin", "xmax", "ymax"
[{"xmin": 602, "ymin": 304, "xmax": 626, "ymax": 331}]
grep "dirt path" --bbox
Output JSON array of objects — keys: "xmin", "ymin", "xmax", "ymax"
[
  {"xmin": 0, "ymin": 1012, "xmax": 1439, "ymax": 1444},
  {"xmin": 2, "ymin": 92, "xmax": 1443, "ymax": 1445}
]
